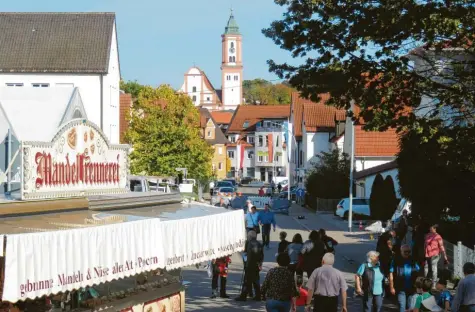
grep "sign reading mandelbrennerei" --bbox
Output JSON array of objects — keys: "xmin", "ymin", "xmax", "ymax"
[{"xmin": 21, "ymin": 119, "xmax": 129, "ymax": 200}]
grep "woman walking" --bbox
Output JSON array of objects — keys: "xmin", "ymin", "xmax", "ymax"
[
  {"xmin": 287, "ymin": 233, "xmax": 304, "ymax": 277},
  {"xmin": 355, "ymin": 251, "xmax": 385, "ymax": 312},
  {"xmin": 261, "ymin": 253, "xmax": 299, "ymax": 312}
]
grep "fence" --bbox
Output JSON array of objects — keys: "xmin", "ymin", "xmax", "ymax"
[
  {"xmin": 307, "ymin": 197, "xmax": 340, "ymax": 212},
  {"xmin": 445, "ymin": 240, "xmax": 475, "ymax": 279}
]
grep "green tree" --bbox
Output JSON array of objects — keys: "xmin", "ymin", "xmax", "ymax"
[
  {"xmin": 243, "ymin": 79, "xmax": 294, "ymax": 105},
  {"xmin": 126, "ymin": 85, "xmax": 214, "ymax": 185},
  {"xmin": 305, "ymin": 149, "xmax": 350, "ymax": 205},
  {"xmin": 264, "ymin": 0, "xmax": 475, "ymax": 222},
  {"xmin": 370, "ymin": 174, "xmax": 385, "ymax": 220},
  {"xmin": 382, "ymin": 176, "xmax": 398, "ymax": 221},
  {"xmin": 120, "ymin": 80, "xmax": 145, "ymax": 100}
]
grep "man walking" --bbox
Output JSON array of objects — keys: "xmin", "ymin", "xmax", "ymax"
[
  {"xmin": 236, "ymin": 230, "xmax": 264, "ymax": 302},
  {"xmin": 452, "ymin": 262, "xmax": 475, "ymax": 312},
  {"xmin": 305, "ymin": 253, "xmax": 348, "ymax": 312},
  {"xmin": 389, "ymin": 244, "xmax": 421, "ymax": 312},
  {"xmin": 245, "ymin": 206, "xmax": 260, "ymax": 234},
  {"xmin": 424, "ymin": 224, "xmax": 448, "ymax": 286},
  {"xmin": 260, "ymin": 203, "xmax": 276, "ymax": 249}
]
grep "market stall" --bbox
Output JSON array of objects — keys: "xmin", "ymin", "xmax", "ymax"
[{"xmin": 0, "ymin": 204, "xmax": 246, "ymax": 311}]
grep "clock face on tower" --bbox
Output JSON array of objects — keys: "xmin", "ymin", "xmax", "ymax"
[{"xmin": 229, "ymin": 47, "xmax": 235, "ymax": 53}]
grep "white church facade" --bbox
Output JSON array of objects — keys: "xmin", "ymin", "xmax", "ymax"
[{"xmin": 180, "ymin": 11, "xmax": 243, "ymax": 111}]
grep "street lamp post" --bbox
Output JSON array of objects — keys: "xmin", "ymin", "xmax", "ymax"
[{"xmin": 348, "ymin": 102, "xmax": 355, "ymax": 232}]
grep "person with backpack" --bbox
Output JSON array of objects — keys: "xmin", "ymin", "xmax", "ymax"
[
  {"xmin": 389, "ymin": 244, "xmax": 421, "ymax": 312},
  {"xmin": 355, "ymin": 251, "xmax": 385, "ymax": 312},
  {"xmin": 319, "ymin": 228, "xmax": 338, "ymax": 253}
]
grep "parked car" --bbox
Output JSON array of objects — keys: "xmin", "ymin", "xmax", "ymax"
[
  {"xmin": 335, "ymin": 198, "xmax": 370, "ymax": 219},
  {"xmin": 213, "ymin": 181, "xmax": 234, "ymax": 192},
  {"xmin": 223, "ymin": 179, "xmax": 238, "ymax": 191},
  {"xmin": 279, "ymin": 186, "xmax": 298, "ymax": 200},
  {"xmin": 239, "ymin": 177, "xmax": 254, "ymax": 186}
]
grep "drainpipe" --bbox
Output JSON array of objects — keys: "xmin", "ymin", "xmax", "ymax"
[
  {"xmin": 6, "ymin": 129, "xmax": 12, "ymax": 194},
  {"xmin": 100, "ymin": 74, "xmax": 104, "ymax": 131}
]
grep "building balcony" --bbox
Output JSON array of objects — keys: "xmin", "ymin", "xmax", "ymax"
[{"xmin": 255, "ymin": 126, "xmax": 283, "ymax": 133}]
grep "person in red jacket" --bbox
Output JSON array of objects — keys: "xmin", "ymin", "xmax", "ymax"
[{"xmin": 211, "ymin": 256, "xmax": 232, "ymax": 298}]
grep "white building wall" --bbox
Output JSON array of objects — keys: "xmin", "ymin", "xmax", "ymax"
[
  {"xmin": 0, "ymin": 74, "xmax": 101, "ymax": 125},
  {"xmin": 355, "ymin": 158, "xmax": 396, "ymax": 172},
  {"xmin": 303, "ymin": 128, "xmax": 331, "ymax": 169},
  {"xmin": 102, "ymin": 23, "xmax": 121, "ymax": 144},
  {"xmin": 222, "ymin": 72, "xmax": 241, "ymax": 109},
  {"xmin": 357, "ymin": 168, "xmax": 400, "ymax": 198}
]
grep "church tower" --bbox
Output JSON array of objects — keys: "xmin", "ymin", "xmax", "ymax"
[{"xmin": 221, "ymin": 10, "xmax": 243, "ymax": 110}]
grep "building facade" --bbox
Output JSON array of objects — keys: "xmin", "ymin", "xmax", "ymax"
[
  {"xmin": 180, "ymin": 11, "xmax": 243, "ymax": 111},
  {"xmin": 226, "ymin": 105, "xmax": 290, "ymax": 182},
  {"xmin": 199, "ymin": 108, "xmax": 229, "ymax": 180},
  {"xmin": 0, "ymin": 13, "xmax": 121, "ymax": 144}
]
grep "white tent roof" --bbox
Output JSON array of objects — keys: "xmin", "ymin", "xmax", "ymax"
[{"xmin": 0, "ymin": 87, "xmax": 87, "ymax": 142}]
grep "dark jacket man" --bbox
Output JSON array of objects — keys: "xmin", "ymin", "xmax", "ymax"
[{"xmin": 236, "ymin": 230, "xmax": 264, "ymax": 301}]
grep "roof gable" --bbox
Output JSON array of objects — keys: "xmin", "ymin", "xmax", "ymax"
[
  {"xmin": 199, "ymin": 108, "xmax": 229, "ymax": 145},
  {"xmin": 0, "ymin": 87, "xmax": 86, "ymax": 142},
  {"xmin": 227, "ymin": 105, "xmax": 290, "ymax": 133},
  {"xmin": 210, "ymin": 111, "xmax": 233, "ymax": 125},
  {"xmin": 0, "ymin": 12, "xmax": 115, "ymax": 73}
]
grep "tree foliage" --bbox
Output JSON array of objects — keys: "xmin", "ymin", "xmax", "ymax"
[
  {"xmin": 263, "ymin": 0, "xmax": 475, "ymax": 134},
  {"xmin": 398, "ymin": 128, "xmax": 475, "ymax": 222},
  {"xmin": 264, "ymin": 0, "xmax": 475, "ymax": 221},
  {"xmin": 120, "ymin": 80, "xmax": 145, "ymax": 100},
  {"xmin": 370, "ymin": 174, "xmax": 385, "ymax": 220},
  {"xmin": 305, "ymin": 149, "xmax": 350, "ymax": 200},
  {"xmin": 243, "ymin": 79, "xmax": 295, "ymax": 105},
  {"xmin": 126, "ymin": 85, "xmax": 213, "ymax": 182}
]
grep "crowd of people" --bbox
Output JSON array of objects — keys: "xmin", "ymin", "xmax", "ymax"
[{"xmin": 207, "ymin": 206, "xmax": 475, "ymax": 312}]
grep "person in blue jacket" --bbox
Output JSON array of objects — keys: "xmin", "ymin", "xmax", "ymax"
[
  {"xmin": 259, "ymin": 204, "xmax": 276, "ymax": 249},
  {"xmin": 245, "ymin": 206, "xmax": 260, "ymax": 234}
]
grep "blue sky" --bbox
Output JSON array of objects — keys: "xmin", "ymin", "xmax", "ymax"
[{"xmin": 3, "ymin": 0, "xmax": 294, "ymax": 89}]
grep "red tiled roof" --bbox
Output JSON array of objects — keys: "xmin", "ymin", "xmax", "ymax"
[
  {"xmin": 293, "ymin": 93, "xmax": 345, "ymax": 133},
  {"xmin": 355, "ymin": 125, "xmax": 400, "ymax": 157},
  {"xmin": 119, "ymin": 93, "xmax": 133, "ymax": 143},
  {"xmin": 227, "ymin": 105, "xmax": 290, "ymax": 133},
  {"xmin": 211, "ymin": 111, "xmax": 233, "ymax": 125}
]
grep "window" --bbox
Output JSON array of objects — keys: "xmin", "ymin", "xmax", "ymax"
[
  {"xmin": 233, "ymin": 56, "xmax": 236, "ymax": 62},
  {"xmin": 207, "ymin": 130, "xmax": 212, "ymax": 138},
  {"xmin": 230, "ymin": 136, "xmax": 236, "ymax": 143},
  {"xmin": 6, "ymin": 83, "xmax": 23, "ymax": 87},
  {"xmin": 218, "ymin": 162, "xmax": 223, "ymax": 170},
  {"xmin": 274, "ymin": 154, "xmax": 279, "ymax": 162},
  {"xmin": 276, "ymin": 135, "xmax": 279, "ymax": 147},
  {"xmin": 192, "ymin": 86, "xmax": 197, "ymax": 92},
  {"xmin": 227, "ymin": 75, "xmax": 231, "ymax": 81},
  {"xmin": 228, "ymin": 151, "xmax": 235, "ymax": 158},
  {"xmin": 264, "ymin": 121, "xmax": 271, "ymax": 128},
  {"xmin": 192, "ymin": 95, "xmax": 197, "ymax": 102},
  {"xmin": 218, "ymin": 147, "xmax": 223, "ymax": 155},
  {"xmin": 206, "ymin": 97, "xmax": 210, "ymax": 101},
  {"xmin": 32, "ymin": 83, "xmax": 49, "ymax": 88},
  {"xmin": 258, "ymin": 136, "xmax": 263, "ymax": 147},
  {"xmin": 212, "ymin": 164, "xmax": 216, "ymax": 172},
  {"xmin": 243, "ymin": 121, "xmax": 249, "ymax": 128},
  {"xmin": 247, "ymin": 151, "xmax": 254, "ymax": 159},
  {"xmin": 234, "ymin": 75, "xmax": 238, "ymax": 81},
  {"xmin": 229, "ymin": 56, "xmax": 233, "ymax": 63},
  {"xmin": 266, "ymin": 136, "xmax": 269, "ymax": 146},
  {"xmin": 265, "ymin": 156, "xmax": 269, "ymax": 162},
  {"xmin": 247, "ymin": 136, "xmax": 254, "ymax": 144},
  {"xmin": 231, "ymin": 42, "xmax": 235, "ymax": 49},
  {"xmin": 258, "ymin": 155, "xmax": 264, "ymax": 162}
]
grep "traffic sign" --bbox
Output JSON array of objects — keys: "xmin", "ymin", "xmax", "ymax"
[{"xmin": 296, "ymin": 188, "xmax": 305, "ymax": 198}]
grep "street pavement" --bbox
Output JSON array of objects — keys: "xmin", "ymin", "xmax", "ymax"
[{"xmin": 182, "ymin": 200, "xmax": 398, "ymax": 311}]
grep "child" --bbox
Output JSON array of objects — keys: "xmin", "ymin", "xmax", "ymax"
[
  {"xmin": 210, "ymin": 256, "xmax": 231, "ymax": 299},
  {"xmin": 409, "ymin": 277, "xmax": 425, "ymax": 310},
  {"xmin": 294, "ymin": 276, "xmax": 308, "ymax": 312},
  {"xmin": 411, "ymin": 278, "xmax": 442, "ymax": 312},
  {"xmin": 278, "ymin": 231, "xmax": 290, "ymax": 254},
  {"xmin": 435, "ymin": 279, "xmax": 452, "ymax": 312}
]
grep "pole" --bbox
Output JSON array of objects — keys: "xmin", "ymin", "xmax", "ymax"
[
  {"xmin": 348, "ymin": 102, "xmax": 355, "ymax": 232},
  {"xmin": 286, "ymin": 118, "xmax": 291, "ymax": 201},
  {"xmin": 6, "ymin": 129, "xmax": 12, "ymax": 194}
]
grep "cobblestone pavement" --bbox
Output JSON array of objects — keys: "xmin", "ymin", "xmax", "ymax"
[{"xmin": 182, "ymin": 204, "xmax": 398, "ymax": 311}]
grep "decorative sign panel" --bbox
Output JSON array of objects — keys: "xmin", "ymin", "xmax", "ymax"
[{"xmin": 21, "ymin": 119, "xmax": 129, "ymax": 200}]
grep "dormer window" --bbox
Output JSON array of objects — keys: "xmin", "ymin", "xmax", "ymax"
[
  {"xmin": 230, "ymin": 136, "xmax": 236, "ymax": 143},
  {"xmin": 243, "ymin": 120, "xmax": 249, "ymax": 128}
]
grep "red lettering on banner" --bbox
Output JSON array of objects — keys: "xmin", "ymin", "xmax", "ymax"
[{"xmin": 35, "ymin": 152, "xmax": 121, "ymax": 189}]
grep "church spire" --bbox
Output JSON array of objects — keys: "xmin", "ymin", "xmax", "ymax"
[{"xmin": 224, "ymin": 8, "xmax": 240, "ymax": 35}]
